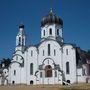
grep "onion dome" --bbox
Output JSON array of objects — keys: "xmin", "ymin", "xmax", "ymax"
[
  {"xmin": 18, "ymin": 23, "xmax": 26, "ymax": 36},
  {"xmin": 41, "ymin": 9, "xmax": 63, "ymax": 27},
  {"xmin": 19, "ymin": 23, "xmax": 24, "ymax": 28}
]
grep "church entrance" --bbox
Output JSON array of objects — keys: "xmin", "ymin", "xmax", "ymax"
[
  {"xmin": 39, "ymin": 58, "xmax": 55, "ymax": 84},
  {"xmin": 45, "ymin": 65, "xmax": 52, "ymax": 77},
  {"xmin": 44, "ymin": 65, "xmax": 53, "ymax": 84}
]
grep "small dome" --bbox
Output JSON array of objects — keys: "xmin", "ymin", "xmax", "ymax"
[
  {"xmin": 41, "ymin": 9, "xmax": 63, "ymax": 27},
  {"xmin": 19, "ymin": 23, "xmax": 24, "ymax": 28}
]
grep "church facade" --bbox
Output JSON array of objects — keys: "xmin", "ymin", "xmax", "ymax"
[{"xmin": 0, "ymin": 9, "xmax": 90, "ymax": 85}]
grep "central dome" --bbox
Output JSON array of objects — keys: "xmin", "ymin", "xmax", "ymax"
[{"xmin": 41, "ymin": 9, "xmax": 63, "ymax": 27}]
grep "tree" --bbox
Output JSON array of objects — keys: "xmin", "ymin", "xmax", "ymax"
[{"xmin": 0, "ymin": 58, "xmax": 11, "ymax": 67}]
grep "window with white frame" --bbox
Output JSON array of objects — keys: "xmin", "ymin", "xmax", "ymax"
[
  {"xmin": 30, "ymin": 63, "xmax": 33, "ymax": 75},
  {"xmin": 66, "ymin": 62, "xmax": 70, "ymax": 74}
]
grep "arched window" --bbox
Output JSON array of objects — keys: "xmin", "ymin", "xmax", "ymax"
[
  {"xmin": 43, "ymin": 50, "xmax": 44, "ymax": 56},
  {"xmin": 14, "ymin": 70, "xmax": 16, "ymax": 75},
  {"xmin": 48, "ymin": 44, "xmax": 50, "ymax": 56},
  {"xmin": 31, "ymin": 50, "xmax": 33, "ymax": 57},
  {"xmin": 16, "ymin": 56, "xmax": 18, "ymax": 60},
  {"xmin": 54, "ymin": 49, "xmax": 56, "ymax": 56},
  {"xmin": 19, "ymin": 37, "xmax": 21, "ymax": 42},
  {"xmin": 19, "ymin": 37, "xmax": 21, "ymax": 45},
  {"xmin": 40, "ymin": 72, "xmax": 42, "ymax": 77},
  {"xmin": 43, "ymin": 30, "xmax": 45, "ymax": 36},
  {"xmin": 49, "ymin": 28, "xmax": 52, "ymax": 35},
  {"xmin": 57, "ymin": 29, "xmax": 59, "ymax": 35},
  {"xmin": 66, "ymin": 62, "xmax": 70, "ymax": 74},
  {"xmin": 55, "ymin": 71, "xmax": 57, "ymax": 77},
  {"xmin": 22, "ymin": 38, "xmax": 24, "ymax": 45},
  {"xmin": 82, "ymin": 69, "xmax": 86, "ymax": 76},
  {"xmin": 45, "ymin": 65, "xmax": 52, "ymax": 77},
  {"xmin": 30, "ymin": 63, "xmax": 33, "ymax": 75},
  {"xmin": 66, "ymin": 49, "xmax": 68, "ymax": 55}
]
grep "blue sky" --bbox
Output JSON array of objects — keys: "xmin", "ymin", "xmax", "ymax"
[{"xmin": 0, "ymin": 0, "xmax": 90, "ymax": 60}]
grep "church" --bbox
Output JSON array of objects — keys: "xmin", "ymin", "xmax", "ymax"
[{"xmin": 0, "ymin": 9, "xmax": 90, "ymax": 85}]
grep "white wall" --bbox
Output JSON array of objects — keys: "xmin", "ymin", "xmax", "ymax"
[
  {"xmin": 38, "ymin": 40, "xmax": 62, "ymax": 84},
  {"xmin": 41, "ymin": 24, "xmax": 63, "ymax": 42},
  {"xmin": 38, "ymin": 40, "xmax": 62, "ymax": 66},
  {"xmin": 26, "ymin": 46, "xmax": 38, "ymax": 85},
  {"xmin": 9, "ymin": 63, "xmax": 21, "ymax": 84},
  {"xmin": 63, "ymin": 45, "xmax": 76, "ymax": 83}
]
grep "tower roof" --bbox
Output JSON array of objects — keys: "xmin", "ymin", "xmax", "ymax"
[
  {"xmin": 41, "ymin": 9, "xmax": 63, "ymax": 27},
  {"xmin": 18, "ymin": 23, "xmax": 26, "ymax": 36},
  {"xmin": 19, "ymin": 23, "xmax": 24, "ymax": 29}
]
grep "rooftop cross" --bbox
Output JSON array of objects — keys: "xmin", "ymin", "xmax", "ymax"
[{"xmin": 50, "ymin": 0, "xmax": 54, "ymax": 14}]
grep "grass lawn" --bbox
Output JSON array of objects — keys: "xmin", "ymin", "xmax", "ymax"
[{"xmin": 0, "ymin": 84, "xmax": 90, "ymax": 90}]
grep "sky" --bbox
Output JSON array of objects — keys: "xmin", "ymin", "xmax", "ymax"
[{"xmin": 0, "ymin": 0, "xmax": 90, "ymax": 60}]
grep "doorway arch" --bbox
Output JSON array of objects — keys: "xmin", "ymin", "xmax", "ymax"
[
  {"xmin": 45, "ymin": 65, "xmax": 52, "ymax": 77},
  {"xmin": 12, "ymin": 81, "xmax": 15, "ymax": 84},
  {"xmin": 30, "ymin": 80, "xmax": 33, "ymax": 84}
]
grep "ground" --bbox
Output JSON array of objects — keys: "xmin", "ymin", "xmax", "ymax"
[{"xmin": 0, "ymin": 84, "xmax": 90, "ymax": 90}]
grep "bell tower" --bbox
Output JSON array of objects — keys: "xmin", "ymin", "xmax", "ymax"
[{"xmin": 16, "ymin": 23, "xmax": 26, "ymax": 51}]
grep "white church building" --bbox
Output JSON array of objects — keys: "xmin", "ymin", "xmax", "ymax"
[{"xmin": 0, "ymin": 9, "xmax": 90, "ymax": 85}]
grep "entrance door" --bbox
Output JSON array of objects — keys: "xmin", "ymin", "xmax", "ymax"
[
  {"xmin": 44, "ymin": 65, "xmax": 53, "ymax": 84},
  {"xmin": 45, "ymin": 65, "xmax": 52, "ymax": 77}
]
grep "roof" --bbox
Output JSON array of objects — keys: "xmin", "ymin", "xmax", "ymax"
[
  {"xmin": 17, "ymin": 23, "xmax": 26, "ymax": 36},
  {"xmin": 19, "ymin": 23, "xmax": 24, "ymax": 29},
  {"xmin": 76, "ymin": 47, "xmax": 89, "ymax": 65},
  {"xmin": 41, "ymin": 9, "xmax": 63, "ymax": 27}
]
